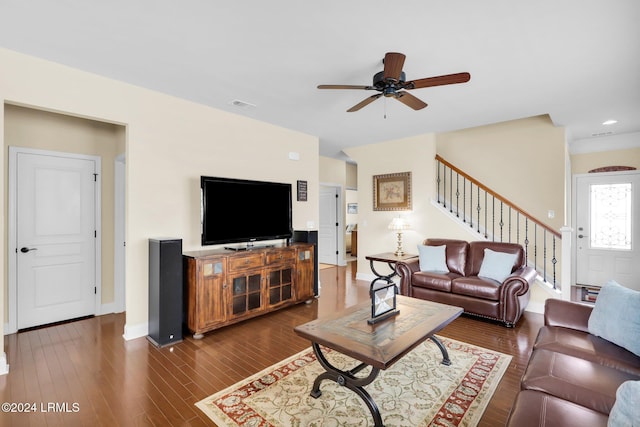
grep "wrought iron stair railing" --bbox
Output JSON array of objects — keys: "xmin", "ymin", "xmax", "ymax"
[{"xmin": 435, "ymin": 155, "xmax": 561, "ymax": 289}]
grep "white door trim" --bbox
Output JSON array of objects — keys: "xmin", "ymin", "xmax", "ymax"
[
  {"xmin": 319, "ymin": 183, "xmax": 346, "ymax": 266},
  {"xmin": 571, "ymin": 170, "xmax": 640, "ymax": 291},
  {"xmin": 113, "ymin": 153, "xmax": 126, "ymax": 313},
  {"xmin": 7, "ymin": 147, "xmax": 102, "ymax": 334}
]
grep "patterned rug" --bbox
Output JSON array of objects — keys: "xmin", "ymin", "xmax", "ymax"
[{"xmin": 196, "ymin": 336, "xmax": 511, "ymax": 426}]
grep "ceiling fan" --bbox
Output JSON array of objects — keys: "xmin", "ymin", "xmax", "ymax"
[{"xmin": 318, "ymin": 52, "xmax": 470, "ymax": 112}]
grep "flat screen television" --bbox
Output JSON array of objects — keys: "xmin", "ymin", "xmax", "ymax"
[{"xmin": 201, "ymin": 176, "xmax": 293, "ymax": 247}]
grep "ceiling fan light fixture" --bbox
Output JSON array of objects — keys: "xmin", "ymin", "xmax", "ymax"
[{"xmin": 383, "ymin": 87, "xmax": 397, "ymax": 97}]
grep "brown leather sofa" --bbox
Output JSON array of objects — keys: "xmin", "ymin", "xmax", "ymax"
[
  {"xmin": 396, "ymin": 238, "xmax": 537, "ymax": 326},
  {"xmin": 506, "ymin": 299, "xmax": 640, "ymax": 426}
]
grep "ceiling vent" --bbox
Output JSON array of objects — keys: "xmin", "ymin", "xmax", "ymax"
[
  {"xmin": 591, "ymin": 131, "xmax": 614, "ymax": 137},
  {"xmin": 229, "ymin": 99, "xmax": 256, "ymax": 109}
]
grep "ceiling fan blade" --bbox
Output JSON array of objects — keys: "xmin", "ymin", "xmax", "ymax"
[
  {"xmin": 318, "ymin": 84, "xmax": 370, "ymax": 90},
  {"xmin": 406, "ymin": 72, "xmax": 471, "ymax": 89},
  {"xmin": 383, "ymin": 52, "xmax": 406, "ymax": 82},
  {"xmin": 395, "ymin": 91, "xmax": 428, "ymax": 110},
  {"xmin": 347, "ymin": 94, "xmax": 383, "ymax": 112}
]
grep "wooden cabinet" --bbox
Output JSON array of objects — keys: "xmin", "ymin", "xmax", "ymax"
[
  {"xmin": 296, "ymin": 246, "xmax": 315, "ymax": 301},
  {"xmin": 184, "ymin": 244, "xmax": 315, "ymax": 338}
]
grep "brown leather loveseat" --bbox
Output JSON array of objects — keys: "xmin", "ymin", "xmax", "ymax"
[
  {"xmin": 396, "ymin": 238, "xmax": 537, "ymax": 327},
  {"xmin": 506, "ymin": 298, "xmax": 640, "ymax": 426}
]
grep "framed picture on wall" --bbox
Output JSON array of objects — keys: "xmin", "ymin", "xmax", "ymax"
[
  {"xmin": 347, "ymin": 203, "xmax": 358, "ymax": 214},
  {"xmin": 373, "ymin": 171, "xmax": 412, "ymax": 211}
]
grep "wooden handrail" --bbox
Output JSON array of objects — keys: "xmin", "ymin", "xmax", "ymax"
[{"xmin": 435, "ymin": 154, "xmax": 561, "ymax": 239}]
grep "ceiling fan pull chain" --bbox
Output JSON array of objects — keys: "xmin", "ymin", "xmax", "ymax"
[{"xmin": 384, "ymin": 97, "xmax": 387, "ymax": 119}]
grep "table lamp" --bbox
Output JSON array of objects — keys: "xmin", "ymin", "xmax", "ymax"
[{"xmin": 388, "ymin": 217, "xmax": 410, "ymax": 256}]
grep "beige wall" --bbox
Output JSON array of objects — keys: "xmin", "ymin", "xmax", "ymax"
[
  {"xmin": 345, "ymin": 133, "xmax": 476, "ymax": 274},
  {"xmin": 4, "ymin": 105, "xmax": 124, "ymax": 308},
  {"xmin": 345, "ymin": 116, "xmax": 568, "ymax": 278},
  {"xmin": 0, "ymin": 48, "xmax": 319, "ymax": 347},
  {"xmin": 436, "ymin": 115, "xmax": 567, "ymax": 232},
  {"xmin": 319, "ymin": 156, "xmax": 347, "ymax": 185},
  {"xmin": 346, "ymin": 162, "xmax": 357, "ymax": 189},
  {"xmin": 571, "ymin": 147, "xmax": 640, "ymax": 174}
]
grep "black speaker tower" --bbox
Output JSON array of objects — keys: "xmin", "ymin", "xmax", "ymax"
[
  {"xmin": 148, "ymin": 238, "xmax": 183, "ymax": 347},
  {"xmin": 292, "ymin": 230, "xmax": 319, "ymax": 296}
]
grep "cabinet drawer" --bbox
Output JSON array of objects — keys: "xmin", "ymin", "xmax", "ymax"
[
  {"xmin": 227, "ymin": 253, "xmax": 264, "ymax": 272},
  {"xmin": 266, "ymin": 249, "xmax": 296, "ymax": 266}
]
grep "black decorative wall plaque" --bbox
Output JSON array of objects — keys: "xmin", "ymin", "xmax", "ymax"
[{"xmin": 297, "ymin": 180, "xmax": 308, "ymax": 201}]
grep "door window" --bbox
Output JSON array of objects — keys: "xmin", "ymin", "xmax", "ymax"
[{"xmin": 590, "ymin": 182, "xmax": 632, "ymax": 250}]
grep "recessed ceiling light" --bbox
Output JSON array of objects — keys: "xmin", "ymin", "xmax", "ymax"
[{"xmin": 602, "ymin": 119, "xmax": 618, "ymax": 125}]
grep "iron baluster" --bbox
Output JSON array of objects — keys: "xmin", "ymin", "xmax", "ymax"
[
  {"xmin": 469, "ymin": 182, "xmax": 473, "ymax": 228},
  {"xmin": 484, "ymin": 191, "xmax": 488, "ymax": 238},
  {"xmin": 463, "ymin": 177, "xmax": 467, "ymax": 223},
  {"xmin": 443, "ymin": 163, "xmax": 447, "ymax": 209},
  {"xmin": 524, "ymin": 218, "xmax": 529, "ymax": 262},
  {"xmin": 508, "ymin": 206, "xmax": 512, "ymax": 242},
  {"xmin": 436, "ymin": 159, "xmax": 441, "ymax": 204},
  {"xmin": 534, "ymin": 223, "xmax": 538, "ymax": 272},
  {"xmin": 455, "ymin": 173, "xmax": 460, "ymax": 217},
  {"xmin": 449, "ymin": 167, "xmax": 453, "ymax": 213},
  {"xmin": 477, "ymin": 186, "xmax": 481, "ymax": 233},
  {"xmin": 543, "ymin": 228, "xmax": 547, "ymax": 284},
  {"xmin": 552, "ymin": 236, "xmax": 558, "ymax": 289}
]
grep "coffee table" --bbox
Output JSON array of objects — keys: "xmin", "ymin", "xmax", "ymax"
[{"xmin": 294, "ymin": 296, "xmax": 463, "ymax": 427}]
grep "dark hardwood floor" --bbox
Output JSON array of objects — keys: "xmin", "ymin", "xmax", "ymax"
[{"xmin": 0, "ymin": 262, "xmax": 543, "ymax": 426}]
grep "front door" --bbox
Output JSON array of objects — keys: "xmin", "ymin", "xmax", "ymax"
[
  {"xmin": 13, "ymin": 148, "xmax": 98, "ymax": 329},
  {"xmin": 575, "ymin": 171, "xmax": 640, "ymax": 291}
]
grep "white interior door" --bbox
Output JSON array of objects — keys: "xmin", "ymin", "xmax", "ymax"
[
  {"xmin": 14, "ymin": 149, "xmax": 98, "ymax": 329},
  {"xmin": 319, "ymin": 185, "xmax": 339, "ymax": 265},
  {"xmin": 575, "ymin": 171, "xmax": 640, "ymax": 291}
]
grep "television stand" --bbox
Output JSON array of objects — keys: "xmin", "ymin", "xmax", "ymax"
[{"xmin": 183, "ymin": 244, "xmax": 316, "ymax": 338}]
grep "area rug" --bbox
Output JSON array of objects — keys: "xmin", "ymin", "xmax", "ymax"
[{"xmin": 196, "ymin": 337, "xmax": 511, "ymax": 426}]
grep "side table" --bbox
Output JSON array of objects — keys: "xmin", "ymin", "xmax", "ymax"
[{"xmin": 365, "ymin": 252, "xmax": 418, "ymax": 286}]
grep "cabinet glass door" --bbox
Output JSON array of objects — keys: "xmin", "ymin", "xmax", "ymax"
[
  {"xmin": 232, "ymin": 273, "xmax": 262, "ymax": 315},
  {"xmin": 269, "ymin": 268, "xmax": 293, "ymax": 305}
]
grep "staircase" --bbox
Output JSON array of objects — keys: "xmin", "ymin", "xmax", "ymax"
[{"xmin": 434, "ymin": 155, "xmax": 562, "ymax": 290}]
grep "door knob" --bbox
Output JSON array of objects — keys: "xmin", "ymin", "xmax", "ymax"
[{"xmin": 20, "ymin": 247, "xmax": 38, "ymax": 253}]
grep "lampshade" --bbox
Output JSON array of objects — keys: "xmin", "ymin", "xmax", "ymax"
[{"xmin": 388, "ymin": 217, "xmax": 410, "ymax": 231}]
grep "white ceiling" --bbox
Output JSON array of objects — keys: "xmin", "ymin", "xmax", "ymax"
[{"xmin": 1, "ymin": 0, "xmax": 639, "ymax": 161}]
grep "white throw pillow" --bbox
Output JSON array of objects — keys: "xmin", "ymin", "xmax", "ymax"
[
  {"xmin": 608, "ymin": 381, "xmax": 640, "ymax": 427},
  {"xmin": 588, "ymin": 280, "xmax": 640, "ymax": 357},
  {"xmin": 418, "ymin": 244, "xmax": 448, "ymax": 273},
  {"xmin": 478, "ymin": 248, "xmax": 518, "ymax": 283}
]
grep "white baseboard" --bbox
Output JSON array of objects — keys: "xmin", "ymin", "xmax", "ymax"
[
  {"xmin": 123, "ymin": 322, "xmax": 148, "ymax": 341},
  {"xmin": 356, "ymin": 272, "xmax": 376, "ymax": 283},
  {"xmin": 0, "ymin": 352, "xmax": 9, "ymax": 375},
  {"xmin": 525, "ymin": 301, "xmax": 545, "ymax": 314},
  {"xmin": 100, "ymin": 302, "xmax": 116, "ymax": 315},
  {"xmin": 99, "ymin": 302, "xmax": 125, "ymax": 315}
]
